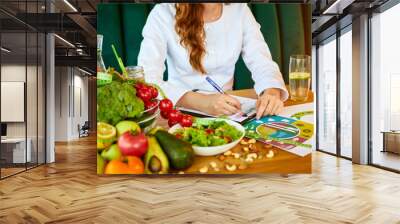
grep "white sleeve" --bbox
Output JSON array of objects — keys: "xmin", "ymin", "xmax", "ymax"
[
  {"xmin": 137, "ymin": 6, "xmax": 190, "ymax": 105},
  {"xmin": 240, "ymin": 5, "xmax": 289, "ymax": 101}
]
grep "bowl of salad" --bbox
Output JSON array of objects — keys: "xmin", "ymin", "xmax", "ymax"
[{"xmin": 169, "ymin": 118, "xmax": 245, "ymax": 156}]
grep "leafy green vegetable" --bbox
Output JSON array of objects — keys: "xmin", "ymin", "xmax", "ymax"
[
  {"xmin": 174, "ymin": 120, "xmax": 243, "ymax": 147},
  {"xmin": 97, "ymin": 81, "xmax": 144, "ymax": 125}
]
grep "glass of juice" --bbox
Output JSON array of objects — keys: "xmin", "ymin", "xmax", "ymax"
[{"xmin": 289, "ymin": 55, "xmax": 311, "ymax": 101}]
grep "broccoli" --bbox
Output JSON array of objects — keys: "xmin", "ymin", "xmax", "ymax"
[{"xmin": 97, "ymin": 81, "xmax": 144, "ymax": 125}]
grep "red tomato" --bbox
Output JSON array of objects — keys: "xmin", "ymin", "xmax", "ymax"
[
  {"xmin": 161, "ymin": 110, "xmax": 170, "ymax": 119},
  {"xmin": 118, "ymin": 132, "xmax": 148, "ymax": 157},
  {"xmin": 144, "ymin": 100, "xmax": 158, "ymax": 114},
  {"xmin": 149, "ymin": 86, "xmax": 158, "ymax": 99},
  {"xmin": 159, "ymin": 99, "xmax": 173, "ymax": 112},
  {"xmin": 136, "ymin": 86, "xmax": 152, "ymax": 102},
  {"xmin": 168, "ymin": 119, "xmax": 179, "ymax": 127},
  {"xmin": 180, "ymin": 114, "xmax": 193, "ymax": 127},
  {"xmin": 135, "ymin": 83, "xmax": 146, "ymax": 90},
  {"xmin": 205, "ymin": 129, "xmax": 214, "ymax": 135},
  {"xmin": 168, "ymin": 109, "xmax": 182, "ymax": 127}
]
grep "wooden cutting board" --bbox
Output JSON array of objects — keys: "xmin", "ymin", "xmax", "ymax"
[{"xmin": 157, "ymin": 89, "xmax": 313, "ymax": 174}]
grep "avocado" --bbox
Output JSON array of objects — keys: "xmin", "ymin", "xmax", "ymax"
[
  {"xmin": 154, "ymin": 130, "xmax": 195, "ymax": 170},
  {"xmin": 144, "ymin": 137, "xmax": 170, "ymax": 174}
]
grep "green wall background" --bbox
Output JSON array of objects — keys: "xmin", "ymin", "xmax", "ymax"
[{"xmin": 97, "ymin": 3, "xmax": 311, "ymax": 89}]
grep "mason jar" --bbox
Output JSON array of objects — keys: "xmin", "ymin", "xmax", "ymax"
[{"xmin": 126, "ymin": 66, "xmax": 145, "ymax": 82}]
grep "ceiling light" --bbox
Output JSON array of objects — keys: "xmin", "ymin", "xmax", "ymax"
[
  {"xmin": 322, "ymin": 0, "xmax": 354, "ymax": 15},
  {"xmin": 78, "ymin": 67, "xmax": 93, "ymax": 76},
  {"xmin": 54, "ymin": 34, "xmax": 75, "ymax": 48},
  {"xmin": 63, "ymin": 0, "xmax": 78, "ymax": 12},
  {"xmin": 1, "ymin": 47, "xmax": 11, "ymax": 53}
]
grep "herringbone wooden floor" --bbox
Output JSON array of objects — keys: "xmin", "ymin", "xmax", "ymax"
[{"xmin": 0, "ymin": 136, "xmax": 399, "ymax": 224}]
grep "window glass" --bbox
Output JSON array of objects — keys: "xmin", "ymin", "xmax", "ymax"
[
  {"xmin": 339, "ymin": 29, "xmax": 352, "ymax": 158},
  {"xmin": 317, "ymin": 37, "xmax": 337, "ymax": 154},
  {"xmin": 1, "ymin": 30, "xmax": 27, "ymax": 178},
  {"xmin": 371, "ymin": 3, "xmax": 400, "ymax": 171}
]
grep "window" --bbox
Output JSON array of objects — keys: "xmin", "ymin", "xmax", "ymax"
[
  {"xmin": 317, "ymin": 36, "xmax": 337, "ymax": 154},
  {"xmin": 339, "ymin": 28, "xmax": 352, "ymax": 158},
  {"xmin": 0, "ymin": 1, "xmax": 47, "ymax": 179},
  {"xmin": 370, "ymin": 2, "xmax": 400, "ymax": 171}
]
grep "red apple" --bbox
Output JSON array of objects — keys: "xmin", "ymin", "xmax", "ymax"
[{"xmin": 118, "ymin": 132, "xmax": 148, "ymax": 157}]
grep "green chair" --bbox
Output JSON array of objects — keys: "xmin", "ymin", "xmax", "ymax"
[{"xmin": 98, "ymin": 3, "xmax": 311, "ymax": 88}]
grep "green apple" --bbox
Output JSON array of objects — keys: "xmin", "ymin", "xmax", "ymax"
[
  {"xmin": 97, "ymin": 153, "xmax": 105, "ymax": 174},
  {"xmin": 116, "ymin": 120, "xmax": 141, "ymax": 136},
  {"xmin": 101, "ymin": 144, "xmax": 122, "ymax": 161}
]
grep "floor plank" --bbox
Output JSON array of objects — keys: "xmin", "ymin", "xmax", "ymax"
[{"xmin": 0, "ymin": 136, "xmax": 399, "ymax": 224}]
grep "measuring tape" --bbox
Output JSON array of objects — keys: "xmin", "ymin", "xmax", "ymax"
[{"xmin": 291, "ymin": 111, "xmax": 313, "ymax": 120}]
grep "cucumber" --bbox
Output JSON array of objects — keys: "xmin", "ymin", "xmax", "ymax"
[{"xmin": 154, "ymin": 130, "xmax": 195, "ymax": 170}]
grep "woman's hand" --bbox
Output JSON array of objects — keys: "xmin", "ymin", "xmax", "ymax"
[
  {"xmin": 204, "ymin": 94, "xmax": 241, "ymax": 116},
  {"xmin": 176, "ymin": 92, "xmax": 241, "ymax": 116},
  {"xmin": 256, "ymin": 88, "xmax": 284, "ymax": 119}
]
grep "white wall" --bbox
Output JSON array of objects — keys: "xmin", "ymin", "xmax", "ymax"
[
  {"xmin": 54, "ymin": 67, "xmax": 89, "ymax": 141},
  {"xmin": 54, "ymin": 67, "xmax": 69, "ymax": 141},
  {"xmin": 1, "ymin": 65, "xmax": 38, "ymax": 138},
  {"xmin": 1, "ymin": 64, "xmax": 46, "ymax": 163}
]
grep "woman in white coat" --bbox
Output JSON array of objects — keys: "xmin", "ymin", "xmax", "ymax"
[{"xmin": 138, "ymin": 3, "xmax": 288, "ymax": 119}]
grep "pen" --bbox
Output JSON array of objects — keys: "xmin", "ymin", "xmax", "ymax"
[{"xmin": 205, "ymin": 76, "xmax": 225, "ymax": 94}]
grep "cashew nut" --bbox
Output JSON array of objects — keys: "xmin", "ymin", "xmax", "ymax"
[
  {"xmin": 240, "ymin": 140, "xmax": 248, "ymax": 145},
  {"xmin": 266, "ymin": 150, "xmax": 274, "ymax": 158},
  {"xmin": 209, "ymin": 161, "xmax": 217, "ymax": 168},
  {"xmin": 247, "ymin": 153, "xmax": 258, "ymax": 160},
  {"xmin": 224, "ymin": 150, "xmax": 232, "ymax": 156},
  {"xmin": 249, "ymin": 144, "xmax": 259, "ymax": 152},
  {"xmin": 199, "ymin": 166, "xmax": 208, "ymax": 173},
  {"xmin": 245, "ymin": 158, "xmax": 254, "ymax": 163},
  {"xmin": 233, "ymin": 153, "xmax": 241, "ymax": 159},
  {"xmin": 248, "ymin": 139, "xmax": 256, "ymax": 144},
  {"xmin": 225, "ymin": 164, "xmax": 237, "ymax": 171}
]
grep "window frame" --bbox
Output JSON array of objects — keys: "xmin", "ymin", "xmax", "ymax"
[{"xmin": 0, "ymin": 1, "xmax": 48, "ymax": 180}]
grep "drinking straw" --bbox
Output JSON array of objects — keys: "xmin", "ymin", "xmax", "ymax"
[{"xmin": 111, "ymin": 44, "xmax": 127, "ymax": 77}]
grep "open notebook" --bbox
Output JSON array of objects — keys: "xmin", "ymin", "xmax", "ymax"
[{"xmin": 177, "ymin": 94, "xmax": 257, "ymax": 123}]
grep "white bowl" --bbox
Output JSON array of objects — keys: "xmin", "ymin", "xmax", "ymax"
[{"xmin": 168, "ymin": 118, "xmax": 245, "ymax": 156}]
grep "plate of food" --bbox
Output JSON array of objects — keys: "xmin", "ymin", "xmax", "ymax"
[{"xmin": 169, "ymin": 117, "xmax": 245, "ymax": 156}]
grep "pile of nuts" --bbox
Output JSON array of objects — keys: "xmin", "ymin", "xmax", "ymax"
[{"xmin": 197, "ymin": 138, "xmax": 276, "ymax": 173}]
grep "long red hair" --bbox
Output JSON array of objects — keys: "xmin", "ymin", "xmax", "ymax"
[{"xmin": 175, "ymin": 4, "xmax": 206, "ymax": 74}]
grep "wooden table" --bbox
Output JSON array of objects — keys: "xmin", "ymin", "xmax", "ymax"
[{"xmin": 158, "ymin": 89, "xmax": 313, "ymax": 174}]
